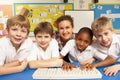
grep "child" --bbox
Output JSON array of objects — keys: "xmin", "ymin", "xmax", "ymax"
[
  {"xmin": 91, "ymin": 16, "xmax": 120, "ymax": 76},
  {"xmin": 60, "ymin": 27, "xmax": 115, "ymax": 70},
  {"xmin": 0, "ymin": 15, "xmax": 33, "ymax": 75},
  {"xmin": 28, "ymin": 22, "xmax": 63, "ymax": 69}
]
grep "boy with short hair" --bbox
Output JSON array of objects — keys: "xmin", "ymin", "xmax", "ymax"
[
  {"xmin": 0, "ymin": 15, "xmax": 33, "ymax": 75},
  {"xmin": 28, "ymin": 22, "xmax": 63, "ymax": 69},
  {"xmin": 91, "ymin": 16, "xmax": 120, "ymax": 76}
]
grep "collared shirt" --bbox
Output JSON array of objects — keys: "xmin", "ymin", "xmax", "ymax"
[
  {"xmin": 0, "ymin": 37, "xmax": 33, "ymax": 66},
  {"xmin": 27, "ymin": 39, "xmax": 59, "ymax": 61},
  {"xmin": 92, "ymin": 34, "xmax": 120, "ymax": 62},
  {"xmin": 60, "ymin": 40, "xmax": 107, "ymax": 62}
]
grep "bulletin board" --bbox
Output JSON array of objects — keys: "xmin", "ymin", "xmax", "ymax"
[
  {"xmin": 89, "ymin": 4, "xmax": 120, "ymax": 33},
  {"xmin": 65, "ymin": 10, "xmax": 94, "ymax": 33},
  {"xmin": 0, "ymin": 5, "xmax": 13, "ymax": 37},
  {"xmin": 0, "ymin": 5, "xmax": 13, "ymax": 18},
  {"xmin": 14, "ymin": 3, "xmax": 73, "ymax": 31}
]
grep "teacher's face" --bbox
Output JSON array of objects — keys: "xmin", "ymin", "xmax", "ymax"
[{"xmin": 58, "ymin": 20, "xmax": 73, "ymax": 41}]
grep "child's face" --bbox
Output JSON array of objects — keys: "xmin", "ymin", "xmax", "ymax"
[
  {"xmin": 7, "ymin": 25, "xmax": 28, "ymax": 46},
  {"xmin": 94, "ymin": 29, "xmax": 113, "ymax": 47},
  {"xmin": 75, "ymin": 32, "xmax": 92, "ymax": 52},
  {"xmin": 35, "ymin": 32, "xmax": 51, "ymax": 51},
  {"xmin": 58, "ymin": 20, "xmax": 73, "ymax": 41}
]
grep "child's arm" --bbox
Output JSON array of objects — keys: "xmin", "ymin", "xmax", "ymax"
[
  {"xmin": 0, "ymin": 60, "xmax": 27, "ymax": 75},
  {"xmin": 93, "ymin": 56, "xmax": 115, "ymax": 68},
  {"xmin": 81, "ymin": 56, "xmax": 115, "ymax": 70},
  {"xmin": 80, "ymin": 58, "xmax": 95, "ymax": 66},
  {"xmin": 28, "ymin": 58, "xmax": 63, "ymax": 69},
  {"xmin": 3, "ymin": 61, "xmax": 21, "ymax": 67},
  {"xmin": 104, "ymin": 64, "xmax": 120, "ymax": 76}
]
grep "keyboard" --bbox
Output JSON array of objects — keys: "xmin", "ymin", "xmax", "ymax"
[{"xmin": 32, "ymin": 68, "xmax": 102, "ymax": 79}]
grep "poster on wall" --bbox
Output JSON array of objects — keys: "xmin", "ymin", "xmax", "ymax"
[
  {"xmin": 0, "ymin": 5, "xmax": 13, "ymax": 37},
  {"xmin": 14, "ymin": 3, "xmax": 73, "ymax": 32},
  {"xmin": 89, "ymin": 4, "xmax": 120, "ymax": 33}
]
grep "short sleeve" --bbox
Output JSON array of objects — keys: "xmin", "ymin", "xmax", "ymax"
[
  {"xmin": 60, "ymin": 40, "xmax": 75, "ymax": 56},
  {"xmin": 94, "ymin": 49, "xmax": 108, "ymax": 61}
]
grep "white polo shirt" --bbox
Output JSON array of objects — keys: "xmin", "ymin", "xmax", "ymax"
[
  {"xmin": 92, "ymin": 34, "xmax": 120, "ymax": 62},
  {"xmin": 0, "ymin": 37, "xmax": 33, "ymax": 66},
  {"xmin": 27, "ymin": 39, "xmax": 60, "ymax": 61},
  {"xmin": 60, "ymin": 39, "xmax": 107, "ymax": 62}
]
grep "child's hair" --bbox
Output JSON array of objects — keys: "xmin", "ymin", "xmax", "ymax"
[
  {"xmin": 91, "ymin": 16, "xmax": 113, "ymax": 34},
  {"xmin": 76, "ymin": 27, "xmax": 93, "ymax": 41},
  {"xmin": 7, "ymin": 15, "xmax": 30, "ymax": 34},
  {"xmin": 54, "ymin": 15, "xmax": 74, "ymax": 28},
  {"xmin": 34, "ymin": 21, "xmax": 53, "ymax": 37}
]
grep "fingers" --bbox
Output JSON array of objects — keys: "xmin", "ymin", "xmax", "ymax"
[
  {"xmin": 80, "ymin": 63, "xmax": 95, "ymax": 71},
  {"xmin": 104, "ymin": 68, "xmax": 117, "ymax": 76},
  {"xmin": 62, "ymin": 63, "xmax": 76, "ymax": 71}
]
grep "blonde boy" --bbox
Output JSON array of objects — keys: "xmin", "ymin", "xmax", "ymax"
[
  {"xmin": 91, "ymin": 16, "xmax": 120, "ymax": 76},
  {"xmin": 0, "ymin": 15, "xmax": 33, "ymax": 75}
]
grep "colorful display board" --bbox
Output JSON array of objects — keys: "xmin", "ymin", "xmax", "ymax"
[
  {"xmin": 14, "ymin": 3, "xmax": 73, "ymax": 31},
  {"xmin": 90, "ymin": 4, "xmax": 120, "ymax": 33}
]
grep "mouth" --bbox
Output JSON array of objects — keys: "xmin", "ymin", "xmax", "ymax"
[
  {"xmin": 77, "ymin": 45, "xmax": 83, "ymax": 51},
  {"xmin": 14, "ymin": 37, "xmax": 22, "ymax": 42},
  {"xmin": 102, "ymin": 41, "xmax": 109, "ymax": 44}
]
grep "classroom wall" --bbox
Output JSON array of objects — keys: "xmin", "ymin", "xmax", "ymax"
[
  {"xmin": 0, "ymin": 0, "xmax": 120, "ymax": 40},
  {"xmin": 1, "ymin": 0, "xmax": 120, "ymax": 10}
]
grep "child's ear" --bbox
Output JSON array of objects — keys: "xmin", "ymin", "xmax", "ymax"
[{"xmin": 6, "ymin": 28, "xmax": 9, "ymax": 34}]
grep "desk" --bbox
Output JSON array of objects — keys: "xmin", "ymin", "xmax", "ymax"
[{"xmin": 0, "ymin": 62, "xmax": 120, "ymax": 80}]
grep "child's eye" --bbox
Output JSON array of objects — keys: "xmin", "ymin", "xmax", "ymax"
[
  {"xmin": 59, "ymin": 27, "xmax": 64, "ymax": 30},
  {"xmin": 97, "ymin": 35, "xmax": 102, "ymax": 38},
  {"xmin": 37, "ymin": 36, "xmax": 42, "ymax": 38},
  {"xmin": 11, "ymin": 28, "xmax": 17, "ymax": 31},
  {"xmin": 84, "ymin": 40, "xmax": 89, "ymax": 44},
  {"xmin": 21, "ymin": 30, "xmax": 27, "ymax": 33},
  {"xmin": 104, "ymin": 32, "xmax": 108, "ymax": 35},
  {"xmin": 45, "ymin": 36, "xmax": 49, "ymax": 38}
]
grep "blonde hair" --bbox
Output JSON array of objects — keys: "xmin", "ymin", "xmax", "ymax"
[
  {"xmin": 91, "ymin": 16, "xmax": 113, "ymax": 34},
  {"xmin": 7, "ymin": 15, "xmax": 30, "ymax": 34}
]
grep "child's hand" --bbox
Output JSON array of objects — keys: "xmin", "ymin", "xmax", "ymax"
[
  {"xmin": 104, "ymin": 65, "xmax": 120, "ymax": 76},
  {"xmin": 80, "ymin": 63, "xmax": 95, "ymax": 70},
  {"xmin": 80, "ymin": 58, "xmax": 95, "ymax": 65},
  {"xmin": 18, "ymin": 60, "xmax": 28, "ymax": 72},
  {"xmin": 62, "ymin": 61, "xmax": 77, "ymax": 71}
]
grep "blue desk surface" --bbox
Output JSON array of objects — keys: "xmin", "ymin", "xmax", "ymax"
[{"xmin": 0, "ymin": 62, "xmax": 120, "ymax": 80}]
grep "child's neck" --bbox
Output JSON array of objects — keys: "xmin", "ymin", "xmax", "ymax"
[{"xmin": 11, "ymin": 41, "xmax": 21, "ymax": 51}]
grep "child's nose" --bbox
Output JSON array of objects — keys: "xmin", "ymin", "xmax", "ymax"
[
  {"xmin": 16, "ymin": 31, "xmax": 21, "ymax": 36},
  {"xmin": 80, "ymin": 41, "xmax": 84, "ymax": 46},
  {"xmin": 102, "ymin": 35, "xmax": 106, "ymax": 40},
  {"xmin": 41, "ymin": 37, "xmax": 45, "ymax": 41}
]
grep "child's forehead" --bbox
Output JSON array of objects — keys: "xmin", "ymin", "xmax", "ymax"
[
  {"xmin": 10, "ymin": 24, "xmax": 27, "ymax": 29},
  {"xmin": 95, "ymin": 29, "xmax": 112, "ymax": 35},
  {"xmin": 37, "ymin": 32, "xmax": 51, "ymax": 35},
  {"xmin": 77, "ymin": 32, "xmax": 90, "ymax": 37}
]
